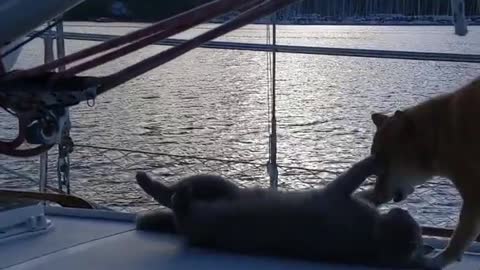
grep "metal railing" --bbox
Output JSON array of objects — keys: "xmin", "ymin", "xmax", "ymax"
[{"xmin": 43, "ymin": 31, "xmax": 480, "ymax": 64}]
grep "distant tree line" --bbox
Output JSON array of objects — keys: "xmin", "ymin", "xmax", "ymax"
[
  {"xmin": 65, "ymin": 0, "xmax": 480, "ymax": 21},
  {"xmin": 289, "ymin": 0, "xmax": 480, "ymax": 17}
]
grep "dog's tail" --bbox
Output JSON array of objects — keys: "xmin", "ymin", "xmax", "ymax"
[{"xmin": 136, "ymin": 171, "xmax": 174, "ymax": 208}]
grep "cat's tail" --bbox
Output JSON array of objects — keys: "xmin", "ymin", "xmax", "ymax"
[{"xmin": 136, "ymin": 171, "xmax": 174, "ymax": 208}]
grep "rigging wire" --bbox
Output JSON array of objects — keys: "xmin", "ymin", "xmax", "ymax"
[
  {"xmin": 266, "ymin": 13, "xmax": 278, "ymax": 189},
  {"xmin": 266, "ymin": 23, "xmax": 271, "ymax": 157}
]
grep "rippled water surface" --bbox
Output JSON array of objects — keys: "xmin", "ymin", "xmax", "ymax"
[{"xmin": 1, "ymin": 23, "xmax": 479, "ymax": 225}]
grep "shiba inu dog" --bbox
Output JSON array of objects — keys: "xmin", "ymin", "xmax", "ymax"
[{"xmin": 360, "ymin": 76, "xmax": 480, "ymax": 269}]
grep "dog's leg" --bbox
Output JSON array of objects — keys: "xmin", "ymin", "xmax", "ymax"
[{"xmin": 425, "ymin": 201, "xmax": 480, "ymax": 268}]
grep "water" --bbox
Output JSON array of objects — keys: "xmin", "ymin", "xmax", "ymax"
[{"xmin": 1, "ymin": 23, "xmax": 479, "ymax": 226}]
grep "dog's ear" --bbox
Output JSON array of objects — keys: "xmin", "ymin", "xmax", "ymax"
[{"xmin": 371, "ymin": 113, "xmax": 389, "ymax": 128}]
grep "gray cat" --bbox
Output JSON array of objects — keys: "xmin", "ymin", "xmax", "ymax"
[{"xmin": 137, "ymin": 156, "xmax": 431, "ymax": 268}]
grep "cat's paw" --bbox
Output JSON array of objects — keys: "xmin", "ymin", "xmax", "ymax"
[{"xmin": 136, "ymin": 171, "xmax": 153, "ymax": 191}]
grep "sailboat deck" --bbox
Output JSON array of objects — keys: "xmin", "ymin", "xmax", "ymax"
[{"xmin": 0, "ymin": 207, "xmax": 479, "ymax": 270}]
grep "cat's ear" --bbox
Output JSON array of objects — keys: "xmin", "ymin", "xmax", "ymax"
[
  {"xmin": 371, "ymin": 113, "xmax": 389, "ymax": 128},
  {"xmin": 393, "ymin": 110, "xmax": 415, "ymax": 135}
]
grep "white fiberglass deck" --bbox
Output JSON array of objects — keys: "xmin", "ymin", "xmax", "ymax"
[{"xmin": 1, "ymin": 208, "xmax": 479, "ymax": 270}]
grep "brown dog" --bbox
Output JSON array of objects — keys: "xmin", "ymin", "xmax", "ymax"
[{"xmin": 359, "ymin": 76, "xmax": 480, "ymax": 269}]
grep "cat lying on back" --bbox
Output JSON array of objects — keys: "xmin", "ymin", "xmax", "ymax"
[{"xmin": 137, "ymin": 156, "xmax": 432, "ymax": 269}]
